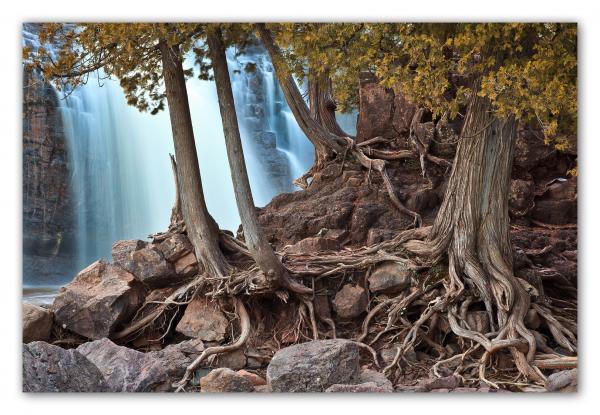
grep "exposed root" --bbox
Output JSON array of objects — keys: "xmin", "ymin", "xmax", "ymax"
[{"xmin": 173, "ymin": 297, "xmax": 251, "ymax": 392}]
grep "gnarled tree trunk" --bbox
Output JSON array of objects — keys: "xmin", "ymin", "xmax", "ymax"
[
  {"xmin": 405, "ymin": 93, "xmax": 542, "ymax": 380},
  {"xmin": 206, "ymin": 29, "xmax": 310, "ymax": 294},
  {"xmin": 158, "ymin": 40, "xmax": 230, "ymax": 278},
  {"xmin": 308, "ymin": 69, "xmax": 351, "ymax": 138}
]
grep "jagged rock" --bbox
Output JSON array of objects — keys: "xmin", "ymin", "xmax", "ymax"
[
  {"xmin": 326, "ymin": 382, "xmax": 391, "ymax": 393},
  {"xmin": 284, "ymin": 236, "xmax": 340, "ymax": 254},
  {"xmin": 77, "ymin": 338, "xmax": 170, "ymax": 392},
  {"xmin": 173, "ymin": 251, "xmax": 199, "ymax": 278},
  {"xmin": 157, "ymin": 233, "xmax": 193, "ymax": 262},
  {"xmin": 147, "ymin": 338, "xmax": 205, "ymax": 382},
  {"xmin": 332, "ymin": 284, "xmax": 368, "ymax": 319},
  {"xmin": 368, "ymin": 261, "xmax": 412, "ymax": 294},
  {"xmin": 237, "ymin": 370, "xmax": 267, "ymax": 386},
  {"xmin": 52, "ymin": 260, "xmax": 146, "ymax": 339},
  {"xmin": 267, "ymin": 339, "xmax": 360, "ymax": 392},
  {"xmin": 22, "ymin": 303, "xmax": 53, "ymax": 343},
  {"xmin": 213, "ymin": 348, "xmax": 247, "ymax": 370},
  {"xmin": 359, "ymin": 369, "xmax": 393, "ymax": 391},
  {"xmin": 418, "ymin": 375, "xmax": 462, "ymax": 391},
  {"xmin": 175, "ymin": 297, "xmax": 229, "ymax": 342},
  {"xmin": 23, "ymin": 341, "xmax": 109, "ymax": 392},
  {"xmin": 113, "ymin": 243, "xmax": 178, "ymax": 288},
  {"xmin": 111, "ymin": 239, "xmax": 147, "ymax": 265},
  {"xmin": 200, "ymin": 368, "xmax": 255, "ymax": 392},
  {"xmin": 356, "ymin": 71, "xmax": 396, "ymax": 142}
]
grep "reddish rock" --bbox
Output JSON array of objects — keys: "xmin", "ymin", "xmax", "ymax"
[
  {"xmin": 114, "ymin": 244, "xmax": 178, "ymax": 288},
  {"xmin": 368, "ymin": 261, "xmax": 412, "ymax": 294},
  {"xmin": 285, "ymin": 236, "xmax": 340, "ymax": 254},
  {"xmin": 200, "ymin": 368, "xmax": 255, "ymax": 392},
  {"xmin": 111, "ymin": 239, "xmax": 147, "ymax": 265},
  {"xmin": 22, "ymin": 303, "xmax": 53, "ymax": 343},
  {"xmin": 157, "ymin": 233, "xmax": 193, "ymax": 262},
  {"xmin": 418, "ymin": 375, "xmax": 462, "ymax": 391},
  {"xmin": 237, "ymin": 370, "xmax": 267, "ymax": 386},
  {"xmin": 174, "ymin": 251, "xmax": 199, "ymax": 277},
  {"xmin": 175, "ymin": 297, "xmax": 229, "ymax": 342},
  {"xmin": 356, "ymin": 72, "xmax": 395, "ymax": 142},
  {"xmin": 332, "ymin": 284, "xmax": 368, "ymax": 319},
  {"xmin": 52, "ymin": 260, "xmax": 147, "ymax": 339}
]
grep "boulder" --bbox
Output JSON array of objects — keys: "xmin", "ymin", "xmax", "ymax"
[
  {"xmin": 77, "ymin": 338, "xmax": 170, "ymax": 392},
  {"xmin": 213, "ymin": 348, "xmax": 247, "ymax": 370},
  {"xmin": 23, "ymin": 341, "xmax": 109, "ymax": 392},
  {"xmin": 113, "ymin": 244, "xmax": 178, "ymax": 288},
  {"xmin": 157, "ymin": 233, "xmax": 193, "ymax": 262},
  {"xmin": 111, "ymin": 239, "xmax": 147, "ymax": 265},
  {"xmin": 175, "ymin": 297, "xmax": 229, "ymax": 342},
  {"xmin": 326, "ymin": 382, "xmax": 390, "ymax": 393},
  {"xmin": 147, "ymin": 338, "xmax": 205, "ymax": 382},
  {"xmin": 267, "ymin": 339, "xmax": 360, "ymax": 392},
  {"xmin": 52, "ymin": 260, "xmax": 146, "ymax": 339},
  {"xmin": 368, "ymin": 261, "xmax": 412, "ymax": 294},
  {"xmin": 173, "ymin": 251, "xmax": 199, "ymax": 278},
  {"xmin": 359, "ymin": 369, "xmax": 393, "ymax": 391},
  {"xmin": 22, "ymin": 302, "xmax": 53, "ymax": 343},
  {"xmin": 237, "ymin": 370, "xmax": 267, "ymax": 386},
  {"xmin": 332, "ymin": 284, "xmax": 368, "ymax": 319},
  {"xmin": 200, "ymin": 368, "xmax": 255, "ymax": 392}
]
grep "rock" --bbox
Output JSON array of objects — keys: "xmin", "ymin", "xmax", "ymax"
[
  {"xmin": 545, "ymin": 369, "xmax": 577, "ymax": 392},
  {"xmin": 111, "ymin": 239, "xmax": 147, "ymax": 265},
  {"xmin": 147, "ymin": 338, "xmax": 205, "ymax": 382},
  {"xmin": 77, "ymin": 338, "xmax": 170, "ymax": 392},
  {"xmin": 113, "ymin": 244, "xmax": 178, "ymax": 288},
  {"xmin": 173, "ymin": 251, "xmax": 199, "ymax": 278},
  {"xmin": 531, "ymin": 199, "xmax": 577, "ymax": 225},
  {"xmin": 267, "ymin": 339, "xmax": 360, "ymax": 392},
  {"xmin": 157, "ymin": 233, "xmax": 193, "ymax": 262},
  {"xmin": 200, "ymin": 368, "xmax": 255, "ymax": 392},
  {"xmin": 213, "ymin": 348, "xmax": 247, "ymax": 370},
  {"xmin": 356, "ymin": 71, "xmax": 396, "ymax": 142},
  {"xmin": 418, "ymin": 375, "xmax": 462, "ymax": 391},
  {"xmin": 52, "ymin": 260, "xmax": 146, "ymax": 339},
  {"xmin": 366, "ymin": 228, "xmax": 397, "ymax": 245},
  {"xmin": 237, "ymin": 370, "xmax": 267, "ymax": 386},
  {"xmin": 359, "ymin": 369, "xmax": 393, "ymax": 391},
  {"xmin": 22, "ymin": 303, "xmax": 53, "ymax": 343},
  {"xmin": 23, "ymin": 341, "xmax": 109, "ymax": 392},
  {"xmin": 332, "ymin": 284, "xmax": 368, "ymax": 319},
  {"xmin": 326, "ymin": 382, "xmax": 391, "ymax": 393},
  {"xmin": 285, "ymin": 237, "xmax": 340, "ymax": 254},
  {"xmin": 175, "ymin": 297, "xmax": 229, "ymax": 342},
  {"xmin": 368, "ymin": 261, "xmax": 412, "ymax": 294}
]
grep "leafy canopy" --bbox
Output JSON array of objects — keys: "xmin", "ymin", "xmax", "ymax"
[{"xmin": 267, "ymin": 23, "xmax": 577, "ymax": 147}]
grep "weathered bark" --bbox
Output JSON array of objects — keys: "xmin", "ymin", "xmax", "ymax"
[
  {"xmin": 256, "ymin": 23, "xmax": 344, "ymax": 184},
  {"xmin": 206, "ymin": 29, "xmax": 310, "ymax": 294},
  {"xmin": 405, "ymin": 94, "xmax": 543, "ymax": 380},
  {"xmin": 308, "ymin": 69, "xmax": 351, "ymax": 138},
  {"xmin": 158, "ymin": 40, "xmax": 230, "ymax": 278}
]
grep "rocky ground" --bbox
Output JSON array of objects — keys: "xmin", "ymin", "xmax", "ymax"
[{"xmin": 21, "ymin": 78, "xmax": 577, "ymax": 394}]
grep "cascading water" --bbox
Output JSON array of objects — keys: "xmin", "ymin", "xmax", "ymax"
[{"xmin": 24, "ymin": 37, "xmax": 322, "ymax": 300}]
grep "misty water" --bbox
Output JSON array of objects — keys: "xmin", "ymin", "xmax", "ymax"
[{"xmin": 23, "ymin": 43, "xmax": 356, "ymax": 304}]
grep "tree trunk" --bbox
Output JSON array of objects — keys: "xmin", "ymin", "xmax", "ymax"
[
  {"xmin": 256, "ymin": 24, "xmax": 343, "ymax": 168},
  {"xmin": 406, "ymin": 93, "xmax": 540, "ymax": 380},
  {"xmin": 206, "ymin": 29, "xmax": 310, "ymax": 294},
  {"xmin": 308, "ymin": 69, "xmax": 351, "ymax": 138},
  {"xmin": 158, "ymin": 40, "xmax": 230, "ymax": 278}
]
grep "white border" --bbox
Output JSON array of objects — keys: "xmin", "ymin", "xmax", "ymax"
[{"xmin": 1, "ymin": 1, "xmax": 597, "ymax": 413}]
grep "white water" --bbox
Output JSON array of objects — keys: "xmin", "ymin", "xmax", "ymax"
[{"xmin": 54, "ymin": 47, "xmax": 316, "ymax": 276}]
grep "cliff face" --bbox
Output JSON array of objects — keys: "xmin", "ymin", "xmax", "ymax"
[{"xmin": 22, "ymin": 68, "xmax": 75, "ymax": 285}]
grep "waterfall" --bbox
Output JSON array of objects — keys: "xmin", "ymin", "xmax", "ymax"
[{"xmin": 49, "ymin": 46, "xmax": 316, "ymax": 281}]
